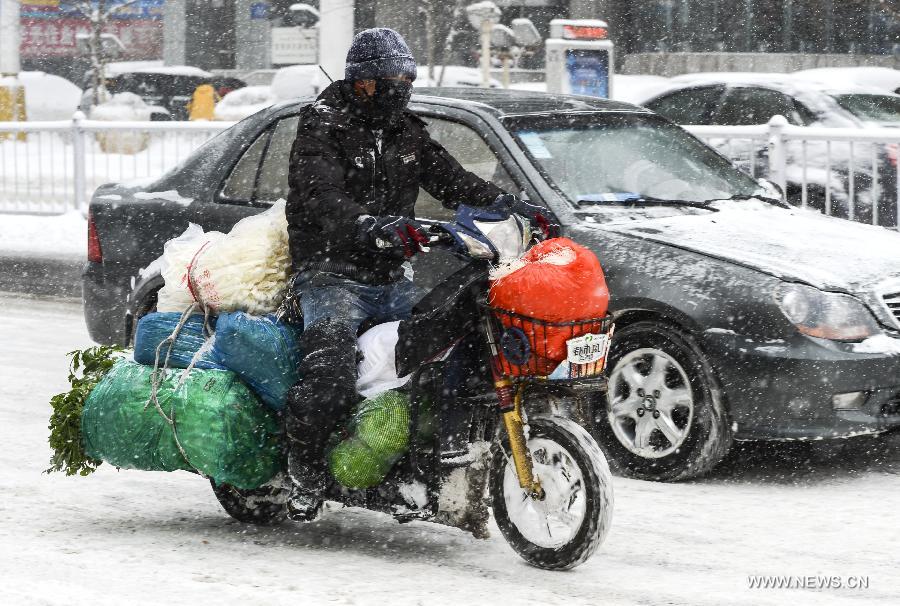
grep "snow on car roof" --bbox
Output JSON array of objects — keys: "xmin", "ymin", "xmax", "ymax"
[
  {"xmin": 107, "ymin": 63, "xmax": 214, "ymax": 79},
  {"xmin": 267, "ymin": 88, "xmax": 648, "ymax": 122},
  {"xmin": 411, "ymin": 87, "xmax": 645, "ymax": 117},
  {"xmin": 793, "ymin": 67, "xmax": 900, "ymax": 94}
]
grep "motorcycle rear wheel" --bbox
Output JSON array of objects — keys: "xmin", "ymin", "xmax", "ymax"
[
  {"xmin": 210, "ymin": 474, "xmax": 292, "ymax": 526},
  {"xmin": 490, "ymin": 416, "xmax": 614, "ymax": 570}
]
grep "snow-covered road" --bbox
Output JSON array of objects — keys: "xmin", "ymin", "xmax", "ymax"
[{"xmin": 1, "ymin": 294, "xmax": 898, "ymax": 606}]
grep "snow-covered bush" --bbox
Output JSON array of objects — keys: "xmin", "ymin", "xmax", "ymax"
[
  {"xmin": 15, "ymin": 72, "xmax": 83, "ymax": 121},
  {"xmin": 271, "ymin": 64, "xmax": 325, "ymax": 100},
  {"xmin": 90, "ymin": 92, "xmax": 152, "ymax": 154},
  {"xmin": 214, "ymin": 85, "xmax": 279, "ymax": 121}
]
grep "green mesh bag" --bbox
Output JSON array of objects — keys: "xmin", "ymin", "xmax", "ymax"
[
  {"xmin": 81, "ymin": 360, "xmax": 282, "ymax": 489},
  {"xmin": 328, "ymin": 390, "xmax": 410, "ymax": 489}
]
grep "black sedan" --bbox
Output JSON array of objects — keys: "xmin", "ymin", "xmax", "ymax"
[{"xmin": 83, "ymin": 89, "xmax": 900, "ymax": 481}]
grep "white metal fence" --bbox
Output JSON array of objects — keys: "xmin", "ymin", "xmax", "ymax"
[
  {"xmin": 2, "ymin": 113, "xmax": 899, "ymax": 228},
  {"xmin": 0, "ymin": 113, "xmax": 233, "ymax": 215},
  {"xmin": 686, "ymin": 117, "xmax": 900, "ymax": 228}
]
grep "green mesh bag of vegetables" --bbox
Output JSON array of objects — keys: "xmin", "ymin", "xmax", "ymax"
[
  {"xmin": 328, "ymin": 390, "xmax": 411, "ymax": 489},
  {"xmin": 81, "ymin": 359, "xmax": 282, "ymax": 489}
]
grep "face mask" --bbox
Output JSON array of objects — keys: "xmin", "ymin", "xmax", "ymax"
[{"xmin": 363, "ymin": 79, "xmax": 413, "ymax": 127}]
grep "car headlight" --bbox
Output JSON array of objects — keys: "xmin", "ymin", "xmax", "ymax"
[{"xmin": 776, "ymin": 284, "xmax": 879, "ymax": 341}]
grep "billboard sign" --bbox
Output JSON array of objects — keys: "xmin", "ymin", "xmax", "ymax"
[{"xmin": 271, "ymin": 27, "xmax": 318, "ymax": 65}]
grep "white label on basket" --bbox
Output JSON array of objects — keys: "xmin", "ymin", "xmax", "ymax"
[{"xmin": 566, "ymin": 333, "xmax": 608, "ymax": 364}]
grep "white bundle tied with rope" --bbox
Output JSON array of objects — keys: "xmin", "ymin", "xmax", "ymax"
[{"xmin": 156, "ymin": 200, "xmax": 292, "ymax": 316}]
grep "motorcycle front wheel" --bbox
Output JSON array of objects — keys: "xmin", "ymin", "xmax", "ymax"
[{"xmin": 490, "ymin": 416, "xmax": 614, "ymax": 570}]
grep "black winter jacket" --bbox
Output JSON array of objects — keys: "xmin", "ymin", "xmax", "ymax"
[{"xmin": 286, "ymin": 81, "xmax": 505, "ymax": 283}]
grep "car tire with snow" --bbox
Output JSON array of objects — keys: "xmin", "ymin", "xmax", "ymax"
[
  {"xmin": 211, "ymin": 474, "xmax": 292, "ymax": 525},
  {"xmin": 490, "ymin": 416, "xmax": 613, "ymax": 570},
  {"xmin": 594, "ymin": 321, "xmax": 733, "ymax": 481}
]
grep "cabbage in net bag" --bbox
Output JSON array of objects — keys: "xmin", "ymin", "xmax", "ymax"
[{"xmin": 327, "ymin": 390, "xmax": 410, "ymax": 489}]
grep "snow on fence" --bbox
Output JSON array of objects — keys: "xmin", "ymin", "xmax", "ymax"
[
  {"xmin": 0, "ymin": 113, "xmax": 233, "ymax": 215},
  {"xmin": 686, "ymin": 116, "xmax": 900, "ymax": 228}
]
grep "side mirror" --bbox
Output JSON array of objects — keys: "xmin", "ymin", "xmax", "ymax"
[{"xmin": 757, "ymin": 178, "xmax": 784, "ymax": 201}]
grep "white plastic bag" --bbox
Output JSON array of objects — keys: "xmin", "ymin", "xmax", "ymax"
[
  {"xmin": 155, "ymin": 223, "xmax": 224, "ymax": 312},
  {"xmin": 356, "ymin": 321, "xmax": 411, "ymax": 398},
  {"xmin": 155, "ymin": 200, "xmax": 291, "ymax": 315},
  {"xmin": 189, "ymin": 200, "xmax": 291, "ymax": 314}
]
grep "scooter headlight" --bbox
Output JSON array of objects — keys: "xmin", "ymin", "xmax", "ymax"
[{"xmin": 474, "ymin": 215, "xmax": 531, "ymax": 260}]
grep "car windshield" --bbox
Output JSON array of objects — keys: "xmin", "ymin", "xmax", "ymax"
[
  {"xmin": 505, "ymin": 113, "xmax": 762, "ymax": 207},
  {"xmin": 832, "ymin": 94, "xmax": 900, "ymax": 123}
]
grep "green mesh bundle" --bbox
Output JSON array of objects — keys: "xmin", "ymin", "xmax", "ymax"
[
  {"xmin": 81, "ymin": 359, "xmax": 282, "ymax": 489},
  {"xmin": 328, "ymin": 390, "xmax": 411, "ymax": 489}
]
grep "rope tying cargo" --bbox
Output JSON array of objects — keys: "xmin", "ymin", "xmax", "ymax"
[{"xmin": 146, "ymin": 301, "xmax": 214, "ymax": 476}]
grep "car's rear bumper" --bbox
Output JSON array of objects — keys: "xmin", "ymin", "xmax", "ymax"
[
  {"xmin": 703, "ymin": 330, "xmax": 900, "ymax": 440},
  {"xmin": 82, "ymin": 261, "xmax": 130, "ymax": 345}
]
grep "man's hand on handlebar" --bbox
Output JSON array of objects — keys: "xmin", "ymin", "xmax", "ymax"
[
  {"xmin": 492, "ymin": 194, "xmax": 560, "ymax": 238},
  {"xmin": 356, "ymin": 214, "xmax": 430, "ymax": 258}
]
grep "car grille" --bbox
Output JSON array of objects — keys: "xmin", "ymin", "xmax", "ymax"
[{"xmin": 883, "ymin": 291, "xmax": 900, "ymax": 326}]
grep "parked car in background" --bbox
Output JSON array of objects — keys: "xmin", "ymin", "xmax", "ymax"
[
  {"xmin": 81, "ymin": 65, "xmax": 246, "ymax": 120},
  {"xmin": 639, "ymin": 73, "xmax": 900, "ymax": 226},
  {"xmin": 82, "ymin": 89, "xmax": 900, "ymax": 482}
]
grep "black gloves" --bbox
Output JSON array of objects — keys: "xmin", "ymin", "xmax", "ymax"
[
  {"xmin": 492, "ymin": 194, "xmax": 560, "ymax": 238},
  {"xmin": 356, "ymin": 214, "xmax": 430, "ymax": 258}
]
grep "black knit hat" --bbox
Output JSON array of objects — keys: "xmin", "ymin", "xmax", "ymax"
[{"xmin": 345, "ymin": 28, "xmax": 418, "ymax": 82}]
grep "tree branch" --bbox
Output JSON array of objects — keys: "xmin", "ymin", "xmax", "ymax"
[{"xmin": 60, "ymin": 1, "xmax": 94, "ymax": 20}]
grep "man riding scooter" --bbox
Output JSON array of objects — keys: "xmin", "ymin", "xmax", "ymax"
[{"xmin": 284, "ymin": 28, "xmax": 538, "ymax": 517}]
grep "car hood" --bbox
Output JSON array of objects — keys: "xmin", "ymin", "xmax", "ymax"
[{"xmin": 590, "ymin": 199, "xmax": 900, "ymax": 294}]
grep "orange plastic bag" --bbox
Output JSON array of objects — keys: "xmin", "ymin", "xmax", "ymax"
[{"xmin": 489, "ymin": 238, "xmax": 609, "ymax": 367}]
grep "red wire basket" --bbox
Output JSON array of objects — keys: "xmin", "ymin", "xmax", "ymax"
[{"xmin": 483, "ymin": 305, "xmax": 615, "ymax": 380}]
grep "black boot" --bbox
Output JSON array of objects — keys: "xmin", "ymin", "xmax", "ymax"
[{"xmin": 283, "ymin": 320, "xmax": 361, "ymax": 519}]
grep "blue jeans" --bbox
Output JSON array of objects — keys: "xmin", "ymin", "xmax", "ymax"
[{"xmin": 293, "ymin": 271, "xmax": 420, "ymax": 333}]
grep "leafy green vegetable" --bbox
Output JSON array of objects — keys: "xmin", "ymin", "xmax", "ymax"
[{"xmin": 47, "ymin": 346, "xmax": 123, "ymax": 476}]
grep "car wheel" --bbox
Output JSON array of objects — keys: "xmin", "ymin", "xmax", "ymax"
[
  {"xmin": 593, "ymin": 321, "xmax": 733, "ymax": 481},
  {"xmin": 127, "ymin": 287, "xmax": 160, "ymax": 347}
]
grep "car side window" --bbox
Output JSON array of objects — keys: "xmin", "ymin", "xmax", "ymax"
[
  {"xmin": 714, "ymin": 87, "xmax": 799, "ymax": 126},
  {"xmin": 645, "ymin": 86, "xmax": 724, "ymax": 124},
  {"xmin": 414, "ymin": 117, "xmax": 516, "ymax": 220},
  {"xmin": 221, "ymin": 130, "xmax": 270, "ymax": 202},
  {"xmin": 257, "ymin": 116, "xmax": 301, "ymax": 203}
]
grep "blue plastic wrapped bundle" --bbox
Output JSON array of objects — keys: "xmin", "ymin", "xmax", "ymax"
[
  {"xmin": 133, "ymin": 312, "xmax": 222, "ymax": 370},
  {"xmin": 210, "ymin": 313, "xmax": 302, "ymax": 410}
]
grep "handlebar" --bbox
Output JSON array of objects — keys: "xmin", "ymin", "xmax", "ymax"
[{"xmin": 377, "ymin": 208, "xmax": 555, "ymax": 258}]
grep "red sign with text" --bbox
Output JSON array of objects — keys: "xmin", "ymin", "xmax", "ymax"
[{"xmin": 20, "ymin": 17, "xmax": 162, "ymax": 59}]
